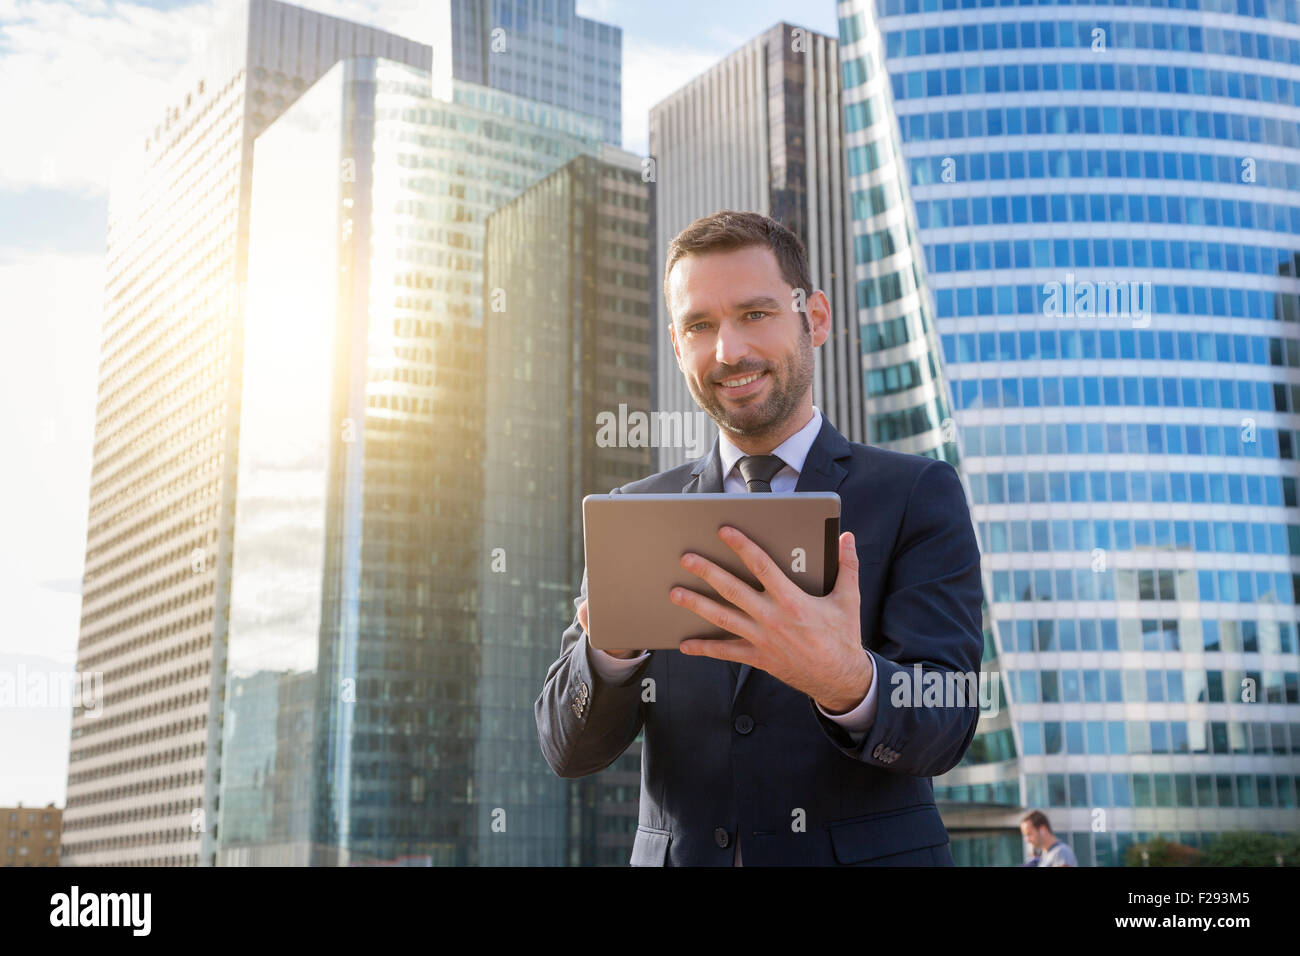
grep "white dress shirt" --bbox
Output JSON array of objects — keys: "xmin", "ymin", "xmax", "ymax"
[{"xmin": 583, "ymin": 405, "xmax": 880, "ymax": 864}]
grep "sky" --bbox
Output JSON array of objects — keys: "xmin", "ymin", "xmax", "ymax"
[{"xmin": 0, "ymin": 0, "xmax": 840, "ymax": 807}]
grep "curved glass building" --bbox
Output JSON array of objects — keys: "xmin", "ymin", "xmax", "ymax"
[
  {"xmin": 837, "ymin": 5, "xmax": 1023, "ymax": 866},
  {"xmin": 845, "ymin": 0, "xmax": 1300, "ymax": 863}
]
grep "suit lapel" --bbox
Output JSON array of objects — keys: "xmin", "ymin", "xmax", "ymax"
[
  {"xmin": 793, "ymin": 417, "xmax": 852, "ymax": 495},
  {"xmin": 683, "ymin": 416, "xmax": 855, "ymax": 707},
  {"xmin": 682, "ymin": 439, "xmax": 724, "ymax": 494}
]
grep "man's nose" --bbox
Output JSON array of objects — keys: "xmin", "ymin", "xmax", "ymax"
[{"xmin": 714, "ymin": 318, "xmax": 750, "ymax": 368}]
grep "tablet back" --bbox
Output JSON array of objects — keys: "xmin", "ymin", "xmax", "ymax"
[{"xmin": 581, "ymin": 492, "xmax": 840, "ymax": 651}]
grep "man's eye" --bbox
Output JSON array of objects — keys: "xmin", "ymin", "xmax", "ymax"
[
  {"xmin": 688, "ymin": 322, "xmax": 709, "ymax": 333},
  {"xmin": 745, "ymin": 311, "xmax": 767, "ymax": 320}
]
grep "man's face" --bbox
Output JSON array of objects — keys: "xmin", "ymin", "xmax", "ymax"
[
  {"xmin": 1020, "ymin": 822, "xmax": 1046, "ymax": 851},
  {"xmin": 667, "ymin": 245, "xmax": 824, "ymax": 443}
]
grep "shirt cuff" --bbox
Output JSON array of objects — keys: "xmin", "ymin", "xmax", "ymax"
[
  {"xmin": 583, "ymin": 632, "xmax": 651, "ymax": 683},
  {"xmin": 815, "ymin": 650, "xmax": 879, "ymax": 743}
]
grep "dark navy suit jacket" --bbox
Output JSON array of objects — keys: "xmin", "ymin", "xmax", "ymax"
[{"xmin": 535, "ymin": 414, "xmax": 984, "ymax": 865}]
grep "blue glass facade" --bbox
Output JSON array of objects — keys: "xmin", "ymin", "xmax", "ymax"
[
  {"xmin": 850, "ymin": 0, "xmax": 1300, "ymax": 863},
  {"xmin": 837, "ymin": 3, "xmax": 1023, "ymax": 867}
]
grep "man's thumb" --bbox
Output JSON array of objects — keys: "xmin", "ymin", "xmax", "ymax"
[{"xmin": 835, "ymin": 531, "xmax": 859, "ymax": 593}]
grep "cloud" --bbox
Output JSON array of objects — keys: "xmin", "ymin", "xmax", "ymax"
[
  {"xmin": 621, "ymin": 38, "xmax": 723, "ymax": 156},
  {"xmin": 0, "ymin": 247, "xmax": 100, "ymax": 663},
  {"xmin": 2, "ymin": 0, "xmax": 726, "ymax": 185},
  {"xmin": 0, "ymin": 0, "xmax": 235, "ymax": 195}
]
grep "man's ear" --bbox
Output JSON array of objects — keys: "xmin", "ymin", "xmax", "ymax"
[{"xmin": 809, "ymin": 289, "xmax": 832, "ymax": 348}]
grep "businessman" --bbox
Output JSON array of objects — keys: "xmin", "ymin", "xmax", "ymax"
[{"xmin": 535, "ymin": 210, "xmax": 984, "ymax": 865}]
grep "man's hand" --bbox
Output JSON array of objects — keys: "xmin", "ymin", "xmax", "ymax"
[
  {"xmin": 576, "ymin": 599, "xmax": 641, "ymax": 659},
  {"xmin": 673, "ymin": 528, "xmax": 872, "ymax": 713}
]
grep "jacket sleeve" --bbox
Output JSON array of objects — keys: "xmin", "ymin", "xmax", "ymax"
[
  {"xmin": 535, "ymin": 491, "xmax": 652, "ymax": 779},
  {"xmin": 809, "ymin": 458, "xmax": 985, "ymax": 776}
]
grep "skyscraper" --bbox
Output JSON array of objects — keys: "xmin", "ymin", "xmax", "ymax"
[
  {"xmin": 482, "ymin": 152, "xmax": 652, "ymax": 865},
  {"xmin": 216, "ymin": 56, "xmax": 612, "ymax": 866},
  {"xmin": 859, "ymin": 0, "xmax": 1300, "ymax": 862},
  {"xmin": 63, "ymin": 0, "xmax": 431, "ymax": 867},
  {"xmin": 450, "ymin": 0, "xmax": 623, "ymax": 146},
  {"xmin": 837, "ymin": 0, "xmax": 1024, "ymax": 865}
]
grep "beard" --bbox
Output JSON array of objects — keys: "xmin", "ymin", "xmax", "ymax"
[{"xmin": 687, "ymin": 322, "xmax": 814, "ymax": 442}]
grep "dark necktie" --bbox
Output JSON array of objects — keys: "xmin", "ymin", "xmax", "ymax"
[
  {"xmin": 736, "ymin": 454, "xmax": 787, "ymax": 493},
  {"xmin": 728, "ymin": 455, "xmax": 787, "ymax": 682}
]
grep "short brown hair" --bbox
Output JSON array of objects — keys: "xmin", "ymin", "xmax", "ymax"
[
  {"xmin": 663, "ymin": 210, "xmax": 812, "ymax": 326},
  {"xmin": 1021, "ymin": 810, "xmax": 1052, "ymax": 831}
]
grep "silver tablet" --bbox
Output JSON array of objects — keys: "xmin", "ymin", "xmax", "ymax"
[{"xmin": 581, "ymin": 492, "xmax": 841, "ymax": 651}]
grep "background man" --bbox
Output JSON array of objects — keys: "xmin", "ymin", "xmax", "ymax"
[{"xmin": 1020, "ymin": 810, "xmax": 1079, "ymax": 867}]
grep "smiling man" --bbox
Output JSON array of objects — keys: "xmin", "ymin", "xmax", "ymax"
[{"xmin": 535, "ymin": 210, "xmax": 985, "ymax": 866}]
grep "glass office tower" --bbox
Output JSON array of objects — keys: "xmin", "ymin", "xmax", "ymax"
[
  {"xmin": 63, "ymin": 0, "xmax": 431, "ymax": 867},
  {"xmin": 450, "ymin": 0, "xmax": 623, "ymax": 146},
  {"xmin": 836, "ymin": 6, "xmax": 1024, "ymax": 865},
  {"xmin": 217, "ymin": 57, "xmax": 607, "ymax": 865},
  {"xmin": 482, "ymin": 153, "xmax": 652, "ymax": 865},
  {"xmin": 858, "ymin": 0, "xmax": 1300, "ymax": 863}
]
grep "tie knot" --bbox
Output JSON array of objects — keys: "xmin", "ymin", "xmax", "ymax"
[{"xmin": 736, "ymin": 454, "xmax": 787, "ymax": 493}]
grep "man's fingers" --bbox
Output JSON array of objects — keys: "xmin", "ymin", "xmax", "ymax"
[
  {"xmin": 577, "ymin": 598, "xmax": 590, "ymax": 634},
  {"xmin": 679, "ymin": 635, "xmax": 756, "ymax": 664},
  {"xmin": 679, "ymin": 552, "xmax": 768, "ymax": 622},
  {"xmin": 716, "ymin": 525, "xmax": 799, "ymax": 603},
  {"xmin": 670, "ymin": 586, "xmax": 758, "ymax": 642}
]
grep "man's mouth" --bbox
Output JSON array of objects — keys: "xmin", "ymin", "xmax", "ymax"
[{"xmin": 715, "ymin": 370, "xmax": 767, "ymax": 392}]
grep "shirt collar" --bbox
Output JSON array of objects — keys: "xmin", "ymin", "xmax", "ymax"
[{"xmin": 717, "ymin": 406, "xmax": 823, "ymax": 483}]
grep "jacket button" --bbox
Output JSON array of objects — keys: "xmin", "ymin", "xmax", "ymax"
[
  {"xmin": 714, "ymin": 827, "xmax": 730, "ymax": 848},
  {"xmin": 734, "ymin": 715, "xmax": 754, "ymax": 734}
]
